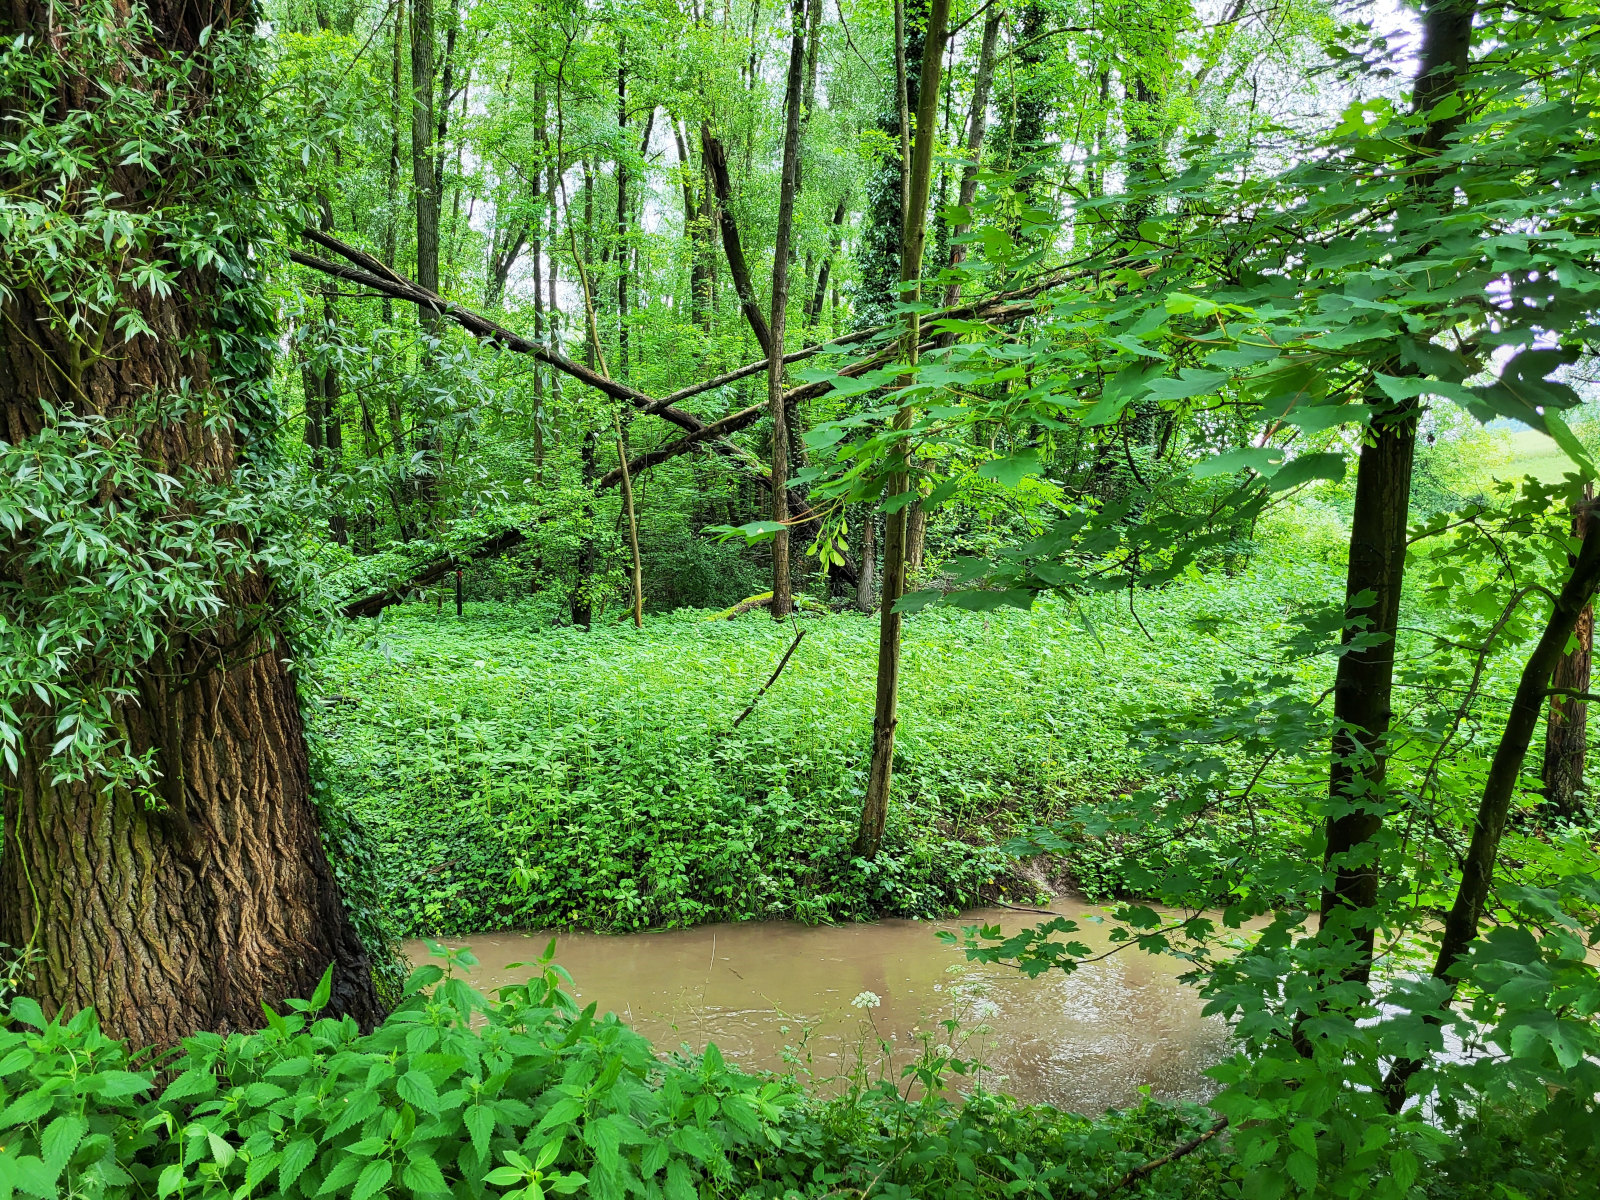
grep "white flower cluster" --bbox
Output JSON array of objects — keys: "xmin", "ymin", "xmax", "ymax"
[{"xmin": 850, "ymin": 991, "xmax": 882, "ymax": 1009}]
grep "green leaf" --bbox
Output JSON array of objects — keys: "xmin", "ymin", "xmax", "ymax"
[
  {"xmin": 91, "ymin": 1071, "xmax": 151, "ymax": 1099},
  {"xmin": 1193, "ymin": 447, "xmax": 1283, "ymax": 479},
  {"xmin": 1542, "ymin": 409, "xmax": 1595, "ymax": 479},
  {"xmin": 309, "ymin": 965, "xmax": 334, "ymax": 1012},
  {"xmin": 318, "ymin": 1156, "xmax": 364, "ymax": 1195},
  {"xmin": 465, "ymin": 1106, "xmax": 495, "ymax": 1160},
  {"xmin": 1283, "ymin": 1150, "xmax": 1317, "ymax": 1191},
  {"xmin": 159, "ymin": 1069, "xmax": 217, "ymax": 1103},
  {"xmin": 1267, "ymin": 452, "xmax": 1345, "ymax": 491},
  {"xmin": 0, "ymin": 1090, "xmax": 56, "ymax": 1128},
  {"xmin": 975, "ymin": 450, "xmax": 1040, "ymax": 488},
  {"xmin": 280, "ymin": 1139, "xmax": 318, "ymax": 1194},
  {"xmin": 351, "ymin": 1158, "xmax": 392, "ymax": 1200},
  {"xmin": 401, "ymin": 1154, "xmax": 449, "ymax": 1196},
  {"xmin": 397, "ymin": 1072, "xmax": 440, "ymax": 1115},
  {"xmin": 40, "ymin": 1115, "xmax": 86, "ymax": 1174},
  {"xmin": 534, "ymin": 1098, "xmax": 583, "ymax": 1134},
  {"xmin": 207, "ymin": 1132, "xmax": 235, "ymax": 1167}
]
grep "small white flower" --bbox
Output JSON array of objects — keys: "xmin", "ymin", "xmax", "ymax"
[
  {"xmin": 971, "ymin": 999, "xmax": 1000, "ymax": 1021},
  {"xmin": 254, "ymin": 19, "xmax": 274, "ymax": 36},
  {"xmin": 850, "ymin": 991, "xmax": 882, "ymax": 1009}
]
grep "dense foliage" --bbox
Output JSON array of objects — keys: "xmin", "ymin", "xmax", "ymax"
[{"xmin": 313, "ymin": 563, "xmax": 1335, "ymax": 935}]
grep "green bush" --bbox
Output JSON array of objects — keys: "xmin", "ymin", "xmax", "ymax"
[{"xmin": 0, "ymin": 946, "xmax": 1237, "ymax": 1200}]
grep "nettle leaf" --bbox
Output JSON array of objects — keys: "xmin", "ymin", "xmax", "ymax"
[
  {"xmin": 40, "ymin": 1114, "xmax": 86, "ymax": 1174},
  {"xmin": 398, "ymin": 1071, "xmax": 441, "ymax": 1114}
]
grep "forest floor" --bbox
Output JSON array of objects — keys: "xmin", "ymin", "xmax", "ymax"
[{"xmin": 312, "ymin": 560, "xmax": 1338, "ymax": 938}]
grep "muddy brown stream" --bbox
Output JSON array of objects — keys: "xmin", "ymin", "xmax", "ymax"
[{"xmin": 403, "ymin": 904, "xmax": 1234, "ymax": 1113}]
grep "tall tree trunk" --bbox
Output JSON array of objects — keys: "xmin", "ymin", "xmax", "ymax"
[
  {"xmin": 768, "ymin": 0, "xmax": 807, "ymax": 619},
  {"xmin": 1316, "ymin": 0, "xmax": 1477, "ymax": 989},
  {"xmin": 0, "ymin": 0, "xmax": 380, "ymax": 1050},
  {"xmin": 1543, "ymin": 485, "xmax": 1593, "ymax": 821},
  {"xmin": 410, "ymin": 0, "xmax": 438, "ymax": 306},
  {"xmin": 702, "ymin": 126, "xmax": 773, "ymax": 355},
  {"xmin": 383, "ymin": 0, "xmax": 406, "ymax": 324},
  {"xmin": 616, "ymin": 41, "xmax": 630, "ymax": 383},
  {"xmin": 942, "ymin": 10, "xmax": 1000, "ymax": 308},
  {"xmin": 856, "ymin": 0, "xmax": 950, "ymax": 860},
  {"xmin": 805, "ymin": 194, "xmax": 848, "ymax": 328},
  {"xmin": 673, "ymin": 119, "xmax": 709, "ymax": 327}
]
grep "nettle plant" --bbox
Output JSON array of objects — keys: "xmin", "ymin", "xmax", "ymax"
[{"xmin": 0, "ymin": 941, "xmax": 799, "ymax": 1200}]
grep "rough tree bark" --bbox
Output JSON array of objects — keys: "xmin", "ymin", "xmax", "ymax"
[{"xmin": 0, "ymin": 0, "xmax": 381, "ymax": 1050}]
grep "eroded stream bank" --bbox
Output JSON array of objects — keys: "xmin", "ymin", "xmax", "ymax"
[{"xmin": 404, "ymin": 903, "xmax": 1234, "ymax": 1111}]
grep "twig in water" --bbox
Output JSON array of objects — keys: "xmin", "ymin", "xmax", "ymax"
[{"xmin": 725, "ymin": 625, "xmax": 807, "ymax": 733}]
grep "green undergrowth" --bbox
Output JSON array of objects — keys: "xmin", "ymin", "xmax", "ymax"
[{"xmin": 311, "ymin": 563, "xmax": 1338, "ymax": 938}]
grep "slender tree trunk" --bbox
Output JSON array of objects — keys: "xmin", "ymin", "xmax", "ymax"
[
  {"xmin": 767, "ymin": 0, "xmax": 807, "ymax": 619},
  {"xmin": 616, "ymin": 42, "xmax": 630, "ymax": 382},
  {"xmin": 1316, "ymin": 0, "xmax": 1477, "ymax": 988},
  {"xmin": 673, "ymin": 119, "xmax": 708, "ymax": 326},
  {"xmin": 0, "ymin": 0, "xmax": 380, "ymax": 1050},
  {"xmin": 410, "ymin": 0, "xmax": 438, "ymax": 305},
  {"xmin": 856, "ymin": 0, "xmax": 950, "ymax": 860},
  {"xmin": 615, "ymin": 414, "xmax": 644, "ymax": 626},
  {"xmin": 573, "ymin": 430, "xmax": 596, "ymax": 628},
  {"xmin": 856, "ymin": 509, "xmax": 877, "ymax": 612},
  {"xmin": 942, "ymin": 11, "xmax": 1000, "ymax": 308},
  {"xmin": 702, "ymin": 126, "xmax": 773, "ymax": 355},
  {"xmin": 806, "ymin": 194, "xmax": 847, "ymax": 328},
  {"xmin": 1543, "ymin": 485, "xmax": 1593, "ymax": 820},
  {"xmin": 383, "ymin": 0, "xmax": 406, "ymax": 324}
]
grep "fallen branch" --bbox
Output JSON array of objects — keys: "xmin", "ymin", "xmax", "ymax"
[
  {"xmin": 339, "ymin": 527, "xmax": 530, "ymax": 619},
  {"xmin": 725, "ymin": 626, "xmax": 807, "ymax": 732},
  {"xmin": 1114, "ymin": 1118, "xmax": 1229, "ymax": 1190}
]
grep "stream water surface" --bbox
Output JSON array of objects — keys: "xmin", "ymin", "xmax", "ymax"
[{"xmin": 404, "ymin": 904, "xmax": 1235, "ymax": 1112}]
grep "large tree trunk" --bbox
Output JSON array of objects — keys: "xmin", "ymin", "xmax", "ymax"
[{"xmin": 0, "ymin": 0, "xmax": 380, "ymax": 1051}]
